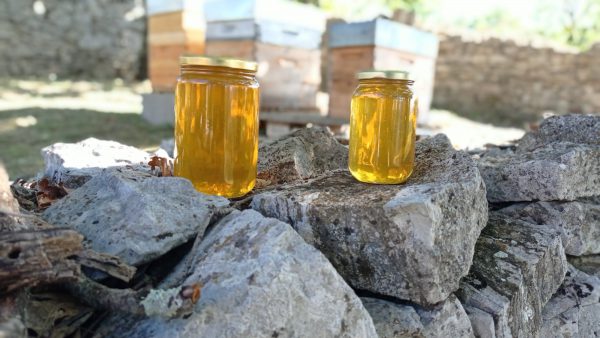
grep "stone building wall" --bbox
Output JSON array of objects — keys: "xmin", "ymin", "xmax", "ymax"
[
  {"xmin": 433, "ymin": 33, "xmax": 600, "ymax": 126},
  {"xmin": 0, "ymin": 0, "xmax": 145, "ymax": 81}
]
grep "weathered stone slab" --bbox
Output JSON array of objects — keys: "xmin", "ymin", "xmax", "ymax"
[
  {"xmin": 463, "ymin": 305, "xmax": 496, "ymax": 338},
  {"xmin": 540, "ymin": 264, "xmax": 600, "ymax": 338},
  {"xmin": 95, "ymin": 210, "xmax": 378, "ymax": 338},
  {"xmin": 257, "ymin": 127, "xmax": 348, "ymax": 186},
  {"xmin": 518, "ymin": 114, "xmax": 600, "ymax": 152},
  {"xmin": 497, "ymin": 197, "xmax": 600, "ymax": 256},
  {"xmin": 362, "ymin": 295, "xmax": 474, "ymax": 338},
  {"xmin": 457, "ymin": 214, "xmax": 568, "ymax": 338},
  {"xmin": 43, "ymin": 170, "xmax": 228, "ymax": 266},
  {"xmin": 42, "ymin": 138, "xmax": 150, "ymax": 188},
  {"xmin": 478, "ymin": 142, "xmax": 600, "ymax": 202},
  {"xmin": 252, "ymin": 134, "xmax": 488, "ymax": 305},
  {"xmin": 569, "ymin": 255, "xmax": 600, "ymax": 278}
]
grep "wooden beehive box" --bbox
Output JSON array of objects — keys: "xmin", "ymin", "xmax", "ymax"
[
  {"xmin": 204, "ymin": 0, "xmax": 326, "ymax": 112},
  {"xmin": 147, "ymin": 0, "xmax": 205, "ymax": 92},
  {"xmin": 328, "ymin": 18, "xmax": 439, "ymax": 123}
]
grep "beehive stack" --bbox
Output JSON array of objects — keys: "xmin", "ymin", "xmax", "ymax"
[
  {"xmin": 147, "ymin": 0, "xmax": 205, "ymax": 92},
  {"xmin": 328, "ymin": 18, "xmax": 439, "ymax": 123},
  {"xmin": 204, "ymin": 0, "xmax": 326, "ymax": 112}
]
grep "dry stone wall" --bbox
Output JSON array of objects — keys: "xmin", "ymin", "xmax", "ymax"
[
  {"xmin": 0, "ymin": 0, "xmax": 145, "ymax": 81},
  {"xmin": 434, "ymin": 33, "xmax": 600, "ymax": 125},
  {"xmin": 2, "ymin": 115, "xmax": 599, "ymax": 337}
]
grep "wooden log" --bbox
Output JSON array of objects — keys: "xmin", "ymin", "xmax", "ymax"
[
  {"xmin": 0, "ymin": 295, "xmax": 26, "ymax": 338},
  {"xmin": 0, "ymin": 164, "xmax": 20, "ymax": 232},
  {"xmin": 75, "ymin": 249, "xmax": 137, "ymax": 283},
  {"xmin": 0, "ymin": 228, "xmax": 83, "ymax": 294}
]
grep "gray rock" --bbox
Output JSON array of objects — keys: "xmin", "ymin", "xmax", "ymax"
[
  {"xmin": 458, "ymin": 214, "xmax": 568, "ymax": 338},
  {"xmin": 362, "ymin": 296, "xmax": 474, "ymax": 338},
  {"xmin": 478, "ymin": 142, "xmax": 600, "ymax": 202},
  {"xmin": 497, "ymin": 197, "xmax": 600, "ymax": 256},
  {"xmin": 256, "ymin": 127, "xmax": 348, "ymax": 186},
  {"xmin": 569, "ymin": 255, "xmax": 600, "ymax": 278},
  {"xmin": 95, "ymin": 210, "xmax": 378, "ymax": 338},
  {"xmin": 463, "ymin": 306, "xmax": 496, "ymax": 338},
  {"xmin": 252, "ymin": 134, "xmax": 488, "ymax": 305},
  {"xmin": 540, "ymin": 265, "xmax": 600, "ymax": 338},
  {"xmin": 42, "ymin": 170, "xmax": 228, "ymax": 266},
  {"xmin": 518, "ymin": 114, "xmax": 600, "ymax": 152},
  {"xmin": 42, "ymin": 138, "xmax": 151, "ymax": 188}
]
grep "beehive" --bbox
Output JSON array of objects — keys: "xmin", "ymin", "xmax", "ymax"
[
  {"xmin": 328, "ymin": 18, "xmax": 439, "ymax": 123},
  {"xmin": 204, "ymin": 0, "xmax": 326, "ymax": 112},
  {"xmin": 147, "ymin": 0, "xmax": 205, "ymax": 92}
]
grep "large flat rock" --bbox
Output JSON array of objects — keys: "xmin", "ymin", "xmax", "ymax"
[
  {"xmin": 497, "ymin": 197, "xmax": 600, "ymax": 256},
  {"xmin": 540, "ymin": 264, "xmax": 600, "ymax": 338},
  {"xmin": 95, "ymin": 210, "xmax": 377, "ymax": 338},
  {"xmin": 478, "ymin": 142, "xmax": 600, "ymax": 202},
  {"xmin": 257, "ymin": 127, "xmax": 348, "ymax": 186},
  {"xmin": 518, "ymin": 114, "xmax": 600, "ymax": 152},
  {"xmin": 42, "ymin": 138, "xmax": 150, "ymax": 188},
  {"xmin": 43, "ymin": 170, "xmax": 228, "ymax": 266},
  {"xmin": 252, "ymin": 134, "xmax": 488, "ymax": 305},
  {"xmin": 362, "ymin": 295, "xmax": 474, "ymax": 338},
  {"xmin": 458, "ymin": 214, "xmax": 567, "ymax": 338}
]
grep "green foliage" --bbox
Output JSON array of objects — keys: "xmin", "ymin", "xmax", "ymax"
[
  {"xmin": 537, "ymin": 0, "xmax": 600, "ymax": 49},
  {"xmin": 455, "ymin": 9, "xmax": 524, "ymax": 35},
  {"xmin": 291, "ymin": 0, "xmax": 600, "ymax": 49}
]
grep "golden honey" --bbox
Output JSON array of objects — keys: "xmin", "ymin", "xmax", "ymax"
[
  {"xmin": 174, "ymin": 56, "xmax": 259, "ymax": 198},
  {"xmin": 348, "ymin": 71, "xmax": 417, "ymax": 184}
]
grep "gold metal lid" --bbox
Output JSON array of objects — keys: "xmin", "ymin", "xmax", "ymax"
[
  {"xmin": 356, "ymin": 70, "xmax": 411, "ymax": 80},
  {"xmin": 180, "ymin": 55, "xmax": 258, "ymax": 72}
]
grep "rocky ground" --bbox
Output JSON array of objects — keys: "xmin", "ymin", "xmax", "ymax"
[{"xmin": 0, "ymin": 114, "xmax": 598, "ymax": 337}]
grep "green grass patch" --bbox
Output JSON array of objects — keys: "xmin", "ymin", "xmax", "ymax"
[{"xmin": 0, "ymin": 108, "xmax": 173, "ymax": 179}]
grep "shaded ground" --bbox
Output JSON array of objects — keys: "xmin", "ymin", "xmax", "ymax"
[{"xmin": 0, "ymin": 108, "xmax": 172, "ymax": 179}]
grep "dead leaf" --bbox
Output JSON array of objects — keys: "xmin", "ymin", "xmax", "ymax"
[
  {"xmin": 35, "ymin": 178, "xmax": 68, "ymax": 209},
  {"xmin": 180, "ymin": 283, "xmax": 202, "ymax": 304},
  {"xmin": 148, "ymin": 156, "xmax": 173, "ymax": 177}
]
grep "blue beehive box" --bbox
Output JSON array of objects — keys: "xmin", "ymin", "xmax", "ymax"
[
  {"xmin": 328, "ymin": 18, "xmax": 439, "ymax": 122},
  {"xmin": 203, "ymin": 0, "xmax": 327, "ymax": 111}
]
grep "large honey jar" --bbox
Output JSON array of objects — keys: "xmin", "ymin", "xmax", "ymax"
[{"xmin": 174, "ymin": 56, "xmax": 260, "ymax": 198}]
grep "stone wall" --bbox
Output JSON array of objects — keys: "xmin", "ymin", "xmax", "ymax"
[
  {"xmin": 0, "ymin": 0, "xmax": 145, "ymax": 81},
  {"xmin": 433, "ymin": 33, "xmax": 600, "ymax": 126}
]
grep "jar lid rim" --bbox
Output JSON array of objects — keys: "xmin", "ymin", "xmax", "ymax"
[
  {"xmin": 357, "ymin": 70, "xmax": 411, "ymax": 80},
  {"xmin": 180, "ymin": 55, "xmax": 258, "ymax": 71}
]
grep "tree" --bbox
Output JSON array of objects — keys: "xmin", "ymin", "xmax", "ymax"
[
  {"xmin": 294, "ymin": 0, "xmax": 320, "ymax": 6},
  {"xmin": 559, "ymin": 0, "xmax": 600, "ymax": 48}
]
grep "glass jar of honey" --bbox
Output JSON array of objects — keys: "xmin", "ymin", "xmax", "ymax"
[
  {"xmin": 348, "ymin": 70, "xmax": 417, "ymax": 184},
  {"xmin": 174, "ymin": 56, "xmax": 260, "ymax": 198}
]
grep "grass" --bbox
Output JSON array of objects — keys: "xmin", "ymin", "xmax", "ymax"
[{"xmin": 0, "ymin": 108, "xmax": 173, "ymax": 179}]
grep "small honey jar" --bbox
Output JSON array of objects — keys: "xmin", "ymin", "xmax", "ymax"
[
  {"xmin": 174, "ymin": 56, "xmax": 260, "ymax": 198},
  {"xmin": 348, "ymin": 70, "xmax": 417, "ymax": 184}
]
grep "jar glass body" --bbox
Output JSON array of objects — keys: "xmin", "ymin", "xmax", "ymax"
[
  {"xmin": 174, "ymin": 64, "xmax": 260, "ymax": 198},
  {"xmin": 348, "ymin": 78, "xmax": 417, "ymax": 184}
]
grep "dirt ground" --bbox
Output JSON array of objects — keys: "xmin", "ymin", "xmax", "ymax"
[{"xmin": 0, "ymin": 79, "xmax": 525, "ymax": 179}]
